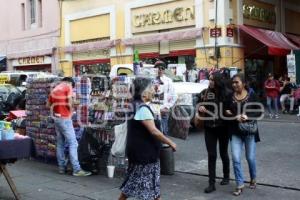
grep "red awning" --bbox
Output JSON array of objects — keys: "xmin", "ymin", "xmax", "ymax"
[
  {"xmin": 73, "ymin": 59, "xmax": 110, "ymax": 65},
  {"xmin": 239, "ymin": 25, "xmax": 298, "ymax": 56},
  {"xmin": 285, "ymin": 33, "xmax": 300, "ymax": 49},
  {"xmin": 122, "ymin": 28, "xmax": 202, "ymax": 46}
]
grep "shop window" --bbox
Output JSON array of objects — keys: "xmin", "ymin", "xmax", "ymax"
[
  {"xmin": 38, "ymin": 0, "xmax": 42, "ymax": 27},
  {"xmin": 29, "ymin": 0, "xmax": 36, "ymax": 25},
  {"xmin": 21, "ymin": 3, "xmax": 25, "ymax": 30}
]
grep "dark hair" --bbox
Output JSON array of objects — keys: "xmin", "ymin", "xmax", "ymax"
[
  {"xmin": 286, "ymin": 77, "xmax": 290, "ymax": 81},
  {"xmin": 132, "ymin": 77, "xmax": 153, "ymax": 101},
  {"xmin": 62, "ymin": 77, "xmax": 75, "ymax": 88},
  {"xmin": 232, "ymin": 73, "xmax": 249, "ymax": 90},
  {"xmin": 154, "ymin": 61, "xmax": 166, "ymax": 70},
  {"xmin": 210, "ymin": 71, "xmax": 231, "ymax": 101}
]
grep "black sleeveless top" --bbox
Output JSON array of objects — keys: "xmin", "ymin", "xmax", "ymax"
[{"xmin": 126, "ymin": 103, "xmax": 161, "ymax": 164}]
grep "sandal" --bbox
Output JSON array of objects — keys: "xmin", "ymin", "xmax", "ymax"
[
  {"xmin": 249, "ymin": 180, "xmax": 257, "ymax": 189},
  {"xmin": 233, "ymin": 185, "xmax": 244, "ymax": 196}
]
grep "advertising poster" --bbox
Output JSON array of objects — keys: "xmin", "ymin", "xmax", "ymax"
[{"xmin": 287, "ymin": 53, "xmax": 296, "ymax": 83}]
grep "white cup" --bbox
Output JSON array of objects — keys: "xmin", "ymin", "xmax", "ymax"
[{"xmin": 107, "ymin": 165, "xmax": 115, "ymax": 178}]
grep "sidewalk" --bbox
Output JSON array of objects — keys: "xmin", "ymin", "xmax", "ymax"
[
  {"xmin": 261, "ymin": 111, "xmax": 300, "ymax": 123},
  {"xmin": 1, "ymin": 160, "xmax": 299, "ymax": 200}
]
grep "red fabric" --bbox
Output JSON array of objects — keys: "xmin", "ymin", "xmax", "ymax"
[
  {"xmin": 264, "ymin": 80, "xmax": 280, "ymax": 98},
  {"xmin": 239, "ymin": 25, "xmax": 298, "ymax": 56},
  {"xmin": 285, "ymin": 33, "xmax": 300, "ymax": 48},
  {"xmin": 139, "ymin": 52, "xmax": 160, "ymax": 59},
  {"xmin": 14, "ymin": 64, "xmax": 51, "ymax": 72},
  {"xmin": 73, "ymin": 59, "xmax": 110, "ymax": 65},
  {"xmin": 48, "ymin": 82, "xmax": 72, "ymax": 118},
  {"xmin": 169, "ymin": 49, "xmax": 196, "ymax": 56}
]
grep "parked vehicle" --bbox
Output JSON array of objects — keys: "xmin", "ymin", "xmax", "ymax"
[
  {"xmin": 0, "ymin": 71, "xmax": 56, "ymax": 87},
  {"xmin": 0, "ymin": 84, "xmax": 24, "ymax": 119}
]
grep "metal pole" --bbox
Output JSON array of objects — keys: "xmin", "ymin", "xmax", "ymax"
[{"xmin": 215, "ymin": 0, "xmax": 218, "ymax": 68}]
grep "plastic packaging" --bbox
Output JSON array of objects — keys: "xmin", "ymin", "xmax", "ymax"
[
  {"xmin": 2, "ymin": 122, "xmax": 14, "ymax": 140},
  {"xmin": 0, "ymin": 121, "xmax": 5, "ymax": 140}
]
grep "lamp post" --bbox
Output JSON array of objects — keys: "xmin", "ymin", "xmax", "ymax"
[{"xmin": 214, "ymin": 0, "xmax": 219, "ymax": 69}]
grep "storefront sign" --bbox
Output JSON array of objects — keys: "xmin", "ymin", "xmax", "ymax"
[
  {"xmin": 243, "ymin": 4, "xmax": 276, "ymax": 24},
  {"xmin": 133, "ymin": 7, "xmax": 194, "ymax": 27},
  {"xmin": 226, "ymin": 27, "xmax": 234, "ymax": 37},
  {"xmin": 12, "ymin": 56, "xmax": 51, "ymax": 66},
  {"xmin": 210, "ymin": 28, "xmax": 222, "ymax": 38},
  {"xmin": 131, "ymin": 0, "xmax": 195, "ymax": 33}
]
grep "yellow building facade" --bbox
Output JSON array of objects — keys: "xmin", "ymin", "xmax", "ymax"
[{"xmin": 59, "ymin": 0, "xmax": 300, "ymax": 76}]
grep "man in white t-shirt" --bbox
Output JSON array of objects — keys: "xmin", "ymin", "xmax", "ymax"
[{"xmin": 154, "ymin": 61, "xmax": 177, "ymax": 135}]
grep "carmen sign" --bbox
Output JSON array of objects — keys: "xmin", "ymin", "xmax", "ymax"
[
  {"xmin": 18, "ymin": 56, "xmax": 45, "ymax": 65},
  {"xmin": 13, "ymin": 56, "xmax": 51, "ymax": 66},
  {"xmin": 243, "ymin": 4, "xmax": 276, "ymax": 24},
  {"xmin": 131, "ymin": 0, "xmax": 195, "ymax": 33},
  {"xmin": 133, "ymin": 7, "xmax": 194, "ymax": 27}
]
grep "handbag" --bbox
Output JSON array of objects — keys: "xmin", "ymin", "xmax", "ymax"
[
  {"xmin": 111, "ymin": 121, "xmax": 127, "ymax": 157},
  {"xmin": 193, "ymin": 111, "xmax": 204, "ymax": 129},
  {"xmin": 238, "ymin": 120, "xmax": 258, "ymax": 135},
  {"xmin": 193, "ymin": 89, "xmax": 208, "ymax": 130}
]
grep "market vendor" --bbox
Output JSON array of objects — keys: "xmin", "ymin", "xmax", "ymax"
[
  {"xmin": 47, "ymin": 77, "xmax": 91, "ymax": 177},
  {"xmin": 154, "ymin": 61, "xmax": 177, "ymax": 135}
]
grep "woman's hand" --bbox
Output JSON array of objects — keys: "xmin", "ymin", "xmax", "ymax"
[
  {"xmin": 236, "ymin": 115, "xmax": 243, "ymax": 122},
  {"xmin": 241, "ymin": 114, "xmax": 248, "ymax": 121},
  {"xmin": 225, "ymin": 110, "xmax": 233, "ymax": 116},
  {"xmin": 169, "ymin": 141, "xmax": 177, "ymax": 152},
  {"xmin": 198, "ymin": 106, "xmax": 207, "ymax": 113}
]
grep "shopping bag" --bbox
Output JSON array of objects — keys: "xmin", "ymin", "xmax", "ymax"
[
  {"xmin": 168, "ymin": 106, "xmax": 191, "ymax": 140},
  {"xmin": 111, "ymin": 121, "xmax": 127, "ymax": 157}
]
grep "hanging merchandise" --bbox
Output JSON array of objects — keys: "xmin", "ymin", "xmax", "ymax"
[
  {"xmin": 75, "ymin": 63, "xmax": 111, "ymax": 76},
  {"xmin": 26, "ymin": 77, "xmax": 59, "ymax": 158}
]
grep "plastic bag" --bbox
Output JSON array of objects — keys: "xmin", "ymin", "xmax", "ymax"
[{"xmin": 111, "ymin": 121, "xmax": 127, "ymax": 157}]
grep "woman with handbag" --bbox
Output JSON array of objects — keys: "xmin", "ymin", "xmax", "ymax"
[
  {"xmin": 197, "ymin": 72, "xmax": 232, "ymax": 193},
  {"xmin": 226, "ymin": 74, "xmax": 263, "ymax": 196},
  {"xmin": 119, "ymin": 77, "xmax": 176, "ymax": 200}
]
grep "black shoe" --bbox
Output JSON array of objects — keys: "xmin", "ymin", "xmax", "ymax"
[
  {"xmin": 204, "ymin": 185, "xmax": 216, "ymax": 193},
  {"xmin": 220, "ymin": 178, "xmax": 229, "ymax": 185}
]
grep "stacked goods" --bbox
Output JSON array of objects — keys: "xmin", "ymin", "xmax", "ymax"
[{"xmin": 26, "ymin": 77, "xmax": 59, "ymax": 158}]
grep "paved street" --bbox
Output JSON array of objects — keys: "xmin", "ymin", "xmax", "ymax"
[{"xmin": 1, "ymin": 120, "xmax": 300, "ymax": 200}]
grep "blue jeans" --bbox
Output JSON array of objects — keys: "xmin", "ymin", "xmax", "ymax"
[
  {"xmin": 54, "ymin": 118, "xmax": 81, "ymax": 172},
  {"xmin": 231, "ymin": 134, "xmax": 256, "ymax": 187},
  {"xmin": 267, "ymin": 97, "xmax": 279, "ymax": 115},
  {"xmin": 161, "ymin": 113, "xmax": 169, "ymax": 135}
]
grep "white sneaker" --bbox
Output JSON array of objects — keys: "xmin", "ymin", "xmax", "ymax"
[
  {"xmin": 268, "ymin": 114, "xmax": 273, "ymax": 119},
  {"xmin": 274, "ymin": 114, "xmax": 279, "ymax": 119}
]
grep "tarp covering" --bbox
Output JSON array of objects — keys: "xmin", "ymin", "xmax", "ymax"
[
  {"xmin": 122, "ymin": 28, "xmax": 202, "ymax": 46},
  {"xmin": 239, "ymin": 25, "xmax": 298, "ymax": 56},
  {"xmin": 63, "ymin": 39, "xmax": 117, "ymax": 53}
]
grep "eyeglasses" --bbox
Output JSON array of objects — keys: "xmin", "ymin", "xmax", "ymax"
[{"xmin": 232, "ymin": 81, "xmax": 239, "ymax": 84}]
